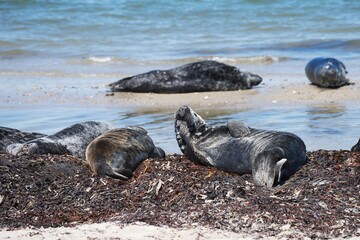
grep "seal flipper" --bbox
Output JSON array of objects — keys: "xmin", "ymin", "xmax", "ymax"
[
  {"xmin": 252, "ymin": 147, "xmax": 286, "ymax": 187},
  {"xmin": 95, "ymin": 163, "xmax": 130, "ymax": 180},
  {"xmin": 151, "ymin": 147, "xmax": 165, "ymax": 158},
  {"xmin": 227, "ymin": 120, "xmax": 251, "ymax": 138}
]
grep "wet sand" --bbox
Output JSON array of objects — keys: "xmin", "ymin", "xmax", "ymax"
[{"xmin": 1, "ymin": 75, "xmax": 359, "ymax": 110}]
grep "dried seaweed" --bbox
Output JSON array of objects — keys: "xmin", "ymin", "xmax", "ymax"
[{"xmin": 0, "ymin": 150, "xmax": 359, "ymax": 239}]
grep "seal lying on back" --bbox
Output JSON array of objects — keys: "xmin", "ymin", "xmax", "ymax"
[
  {"xmin": 175, "ymin": 106, "xmax": 307, "ymax": 187},
  {"xmin": 351, "ymin": 138, "xmax": 360, "ymax": 152},
  {"xmin": 0, "ymin": 127, "xmax": 46, "ymax": 153},
  {"xmin": 86, "ymin": 127, "xmax": 165, "ymax": 180},
  {"xmin": 6, "ymin": 121, "xmax": 113, "ymax": 158},
  {"xmin": 109, "ymin": 60, "xmax": 262, "ymax": 93},
  {"xmin": 305, "ymin": 57, "xmax": 349, "ymax": 88}
]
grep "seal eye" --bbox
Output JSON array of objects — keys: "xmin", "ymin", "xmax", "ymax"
[{"xmin": 194, "ymin": 113, "xmax": 198, "ymax": 117}]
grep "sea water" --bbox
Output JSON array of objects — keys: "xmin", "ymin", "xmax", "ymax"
[{"xmin": 1, "ymin": 0, "xmax": 360, "ymax": 153}]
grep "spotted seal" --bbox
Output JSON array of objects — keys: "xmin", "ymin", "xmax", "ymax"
[
  {"xmin": 85, "ymin": 126, "xmax": 165, "ymax": 180},
  {"xmin": 0, "ymin": 127, "xmax": 46, "ymax": 153},
  {"xmin": 109, "ymin": 60, "xmax": 262, "ymax": 93},
  {"xmin": 305, "ymin": 57, "xmax": 350, "ymax": 88},
  {"xmin": 6, "ymin": 121, "xmax": 113, "ymax": 158},
  {"xmin": 351, "ymin": 138, "xmax": 360, "ymax": 152},
  {"xmin": 174, "ymin": 106, "xmax": 307, "ymax": 187}
]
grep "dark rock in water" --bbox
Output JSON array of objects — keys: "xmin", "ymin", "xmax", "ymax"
[
  {"xmin": 305, "ymin": 57, "xmax": 350, "ymax": 88},
  {"xmin": 0, "ymin": 127, "xmax": 46, "ymax": 152},
  {"xmin": 109, "ymin": 60, "xmax": 262, "ymax": 93},
  {"xmin": 351, "ymin": 138, "xmax": 360, "ymax": 152}
]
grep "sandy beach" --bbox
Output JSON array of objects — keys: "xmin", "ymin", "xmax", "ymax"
[{"xmin": 1, "ymin": 75, "xmax": 360, "ymax": 110}]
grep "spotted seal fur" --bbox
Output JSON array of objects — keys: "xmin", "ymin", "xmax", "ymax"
[
  {"xmin": 0, "ymin": 127, "xmax": 46, "ymax": 153},
  {"xmin": 109, "ymin": 60, "xmax": 262, "ymax": 93},
  {"xmin": 6, "ymin": 121, "xmax": 113, "ymax": 158},
  {"xmin": 305, "ymin": 57, "xmax": 350, "ymax": 88},
  {"xmin": 86, "ymin": 126, "xmax": 165, "ymax": 180},
  {"xmin": 174, "ymin": 106, "xmax": 307, "ymax": 187}
]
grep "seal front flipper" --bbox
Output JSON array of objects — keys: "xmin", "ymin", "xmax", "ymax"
[
  {"xmin": 252, "ymin": 147, "xmax": 286, "ymax": 187},
  {"xmin": 227, "ymin": 120, "xmax": 251, "ymax": 138}
]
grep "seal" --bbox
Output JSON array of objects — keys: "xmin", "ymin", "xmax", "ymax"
[
  {"xmin": 351, "ymin": 138, "xmax": 360, "ymax": 152},
  {"xmin": 305, "ymin": 57, "xmax": 349, "ymax": 88},
  {"xmin": 109, "ymin": 60, "xmax": 262, "ymax": 93},
  {"xmin": 85, "ymin": 126, "xmax": 165, "ymax": 180},
  {"xmin": 0, "ymin": 127, "xmax": 46, "ymax": 153},
  {"xmin": 6, "ymin": 121, "xmax": 113, "ymax": 158},
  {"xmin": 175, "ymin": 105, "xmax": 307, "ymax": 187}
]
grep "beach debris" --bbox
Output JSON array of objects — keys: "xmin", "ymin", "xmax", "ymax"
[{"xmin": 0, "ymin": 150, "xmax": 359, "ymax": 239}]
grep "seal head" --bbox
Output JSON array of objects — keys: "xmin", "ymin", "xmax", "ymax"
[{"xmin": 305, "ymin": 57, "xmax": 349, "ymax": 88}]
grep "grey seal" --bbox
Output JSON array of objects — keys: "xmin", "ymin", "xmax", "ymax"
[
  {"xmin": 6, "ymin": 121, "xmax": 113, "ymax": 158},
  {"xmin": 174, "ymin": 106, "xmax": 307, "ymax": 187},
  {"xmin": 109, "ymin": 60, "xmax": 262, "ymax": 93},
  {"xmin": 305, "ymin": 57, "xmax": 349, "ymax": 88},
  {"xmin": 351, "ymin": 138, "xmax": 360, "ymax": 152},
  {"xmin": 0, "ymin": 127, "xmax": 46, "ymax": 153},
  {"xmin": 86, "ymin": 126, "xmax": 165, "ymax": 180}
]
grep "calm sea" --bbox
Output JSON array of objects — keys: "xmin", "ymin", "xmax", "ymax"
[{"xmin": 1, "ymin": 0, "xmax": 359, "ymax": 153}]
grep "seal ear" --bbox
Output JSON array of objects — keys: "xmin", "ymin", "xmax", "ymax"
[{"xmin": 227, "ymin": 120, "xmax": 250, "ymax": 138}]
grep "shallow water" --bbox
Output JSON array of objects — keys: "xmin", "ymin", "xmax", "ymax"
[
  {"xmin": 1, "ymin": 104, "xmax": 358, "ymax": 154},
  {"xmin": 0, "ymin": 0, "xmax": 359, "ymax": 153}
]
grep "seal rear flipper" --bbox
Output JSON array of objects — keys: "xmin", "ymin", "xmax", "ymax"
[
  {"xmin": 252, "ymin": 147, "xmax": 286, "ymax": 187},
  {"xmin": 95, "ymin": 164, "xmax": 130, "ymax": 180},
  {"xmin": 227, "ymin": 120, "xmax": 250, "ymax": 138},
  {"xmin": 151, "ymin": 147, "xmax": 165, "ymax": 158}
]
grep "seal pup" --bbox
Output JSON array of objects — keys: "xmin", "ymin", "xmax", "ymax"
[
  {"xmin": 86, "ymin": 126, "xmax": 165, "ymax": 180},
  {"xmin": 109, "ymin": 60, "xmax": 262, "ymax": 93},
  {"xmin": 351, "ymin": 138, "xmax": 360, "ymax": 152},
  {"xmin": 175, "ymin": 106, "xmax": 307, "ymax": 187},
  {"xmin": 6, "ymin": 121, "xmax": 113, "ymax": 158},
  {"xmin": 0, "ymin": 127, "xmax": 46, "ymax": 153},
  {"xmin": 305, "ymin": 57, "xmax": 350, "ymax": 88}
]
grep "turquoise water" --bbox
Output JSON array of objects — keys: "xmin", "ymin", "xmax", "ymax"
[
  {"xmin": 1, "ymin": 0, "xmax": 360, "ymax": 74},
  {"xmin": 0, "ymin": 0, "xmax": 359, "ymax": 153}
]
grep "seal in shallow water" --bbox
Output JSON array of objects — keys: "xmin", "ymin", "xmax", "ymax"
[
  {"xmin": 305, "ymin": 57, "xmax": 349, "ymax": 88},
  {"xmin": 85, "ymin": 127, "xmax": 165, "ymax": 180},
  {"xmin": 109, "ymin": 60, "xmax": 262, "ymax": 93},
  {"xmin": 351, "ymin": 138, "xmax": 360, "ymax": 152},
  {"xmin": 174, "ymin": 106, "xmax": 307, "ymax": 187},
  {"xmin": 0, "ymin": 127, "xmax": 46, "ymax": 153},
  {"xmin": 6, "ymin": 121, "xmax": 113, "ymax": 158}
]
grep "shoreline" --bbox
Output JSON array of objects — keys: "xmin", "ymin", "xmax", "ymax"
[{"xmin": 1, "ymin": 77, "xmax": 359, "ymax": 110}]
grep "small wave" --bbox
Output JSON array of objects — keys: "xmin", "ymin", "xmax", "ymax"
[
  {"xmin": 0, "ymin": 71, "xmax": 117, "ymax": 78},
  {"xmin": 168, "ymin": 56, "xmax": 287, "ymax": 65},
  {"xmin": 270, "ymin": 39, "xmax": 360, "ymax": 52},
  {"xmin": 0, "ymin": 49, "xmax": 36, "ymax": 57}
]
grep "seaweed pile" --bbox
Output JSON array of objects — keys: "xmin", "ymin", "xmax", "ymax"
[{"xmin": 0, "ymin": 150, "xmax": 359, "ymax": 238}]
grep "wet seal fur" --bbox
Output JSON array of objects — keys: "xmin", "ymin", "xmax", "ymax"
[
  {"xmin": 175, "ymin": 106, "xmax": 307, "ymax": 187},
  {"xmin": 6, "ymin": 121, "xmax": 113, "ymax": 158},
  {"xmin": 86, "ymin": 127, "xmax": 165, "ymax": 180},
  {"xmin": 109, "ymin": 60, "xmax": 262, "ymax": 93},
  {"xmin": 351, "ymin": 138, "xmax": 360, "ymax": 152},
  {"xmin": 0, "ymin": 127, "xmax": 46, "ymax": 153},
  {"xmin": 305, "ymin": 57, "xmax": 350, "ymax": 88}
]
